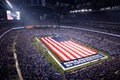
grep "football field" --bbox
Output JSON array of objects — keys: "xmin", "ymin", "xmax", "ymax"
[{"xmin": 34, "ymin": 34, "xmax": 109, "ymax": 72}]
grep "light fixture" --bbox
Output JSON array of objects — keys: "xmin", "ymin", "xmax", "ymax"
[{"xmin": 6, "ymin": 0, "xmax": 13, "ymax": 8}]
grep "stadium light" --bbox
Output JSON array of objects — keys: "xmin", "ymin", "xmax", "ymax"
[
  {"xmin": 75, "ymin": 10, "xmax": 77, "ymax": 13},
  {"xmin": 78, "ymin": 10, "xmax": 81, "ymax": 12},
  {"xmin": 70, "ymin": 11, "xmax": 73, "ymax": 13},
  {"xmin": 106, "ymin": 7, "xmax": 111, "ymax": 10},
  {"xmin": 81, "ymin": 9, "xmax": 85, "ymax": 12},
  {"xmin": 6, "ymin": 0, "xmax": 13, "ymax": 8},
  {"xmin": 84, "ymin": 9, "xmax": 88, "ymax": 12},
  {"xmin": 88, "ymin": 9, "xmax": 92, "ymax": 11}
]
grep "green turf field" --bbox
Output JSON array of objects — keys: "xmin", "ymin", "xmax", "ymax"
[{"xmin": 33, "ymin": 37, "xmax": 110, "ymax": 74}]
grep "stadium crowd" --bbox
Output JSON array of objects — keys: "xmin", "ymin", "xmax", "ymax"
[
  {"xmin": 0, "ymin": 30, "xmax": 18, "ymax": 79},
  {"xmin": 0, "ymin": 26, "xmax": 120, "ymax": 80}
]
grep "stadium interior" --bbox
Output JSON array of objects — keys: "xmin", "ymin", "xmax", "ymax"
[{"xmin": 0, "ymin": 0, "xmax": 120, "ymax": 80}]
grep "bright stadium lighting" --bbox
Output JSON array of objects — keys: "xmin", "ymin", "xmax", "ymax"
[
  {"xmin": 106, "ymin": 7, "xmax": 111, "ymax": 10},
  {"xmin": 84, "ymin": 9, "xmax": 88, "ymax": 12},
  {"xmin": 6, "ymin": 0, "xmax": 13, "ymax": 8},
  {"xmin": 70, "ymin": 11, "xmax": 72, "ymax": 13},
  {"xmin": 75, "ymin": 10, "xmax": 77, "ymax": 13},
  {"xmin": 88, "ymin": 9, "xmax": 92, "ymax": 11},
  {"xmin": 78, "ymin": 10, "xmax": 81, "ymax": 12},
  {"xmin": 72, "ymin": 11, "xmax": 74, "ymax": 13},
  {"xmin": 81, "ymin": 9, "xmax": 85, "ymax": 12},
  {"xmin": 16, "ymin": 11, "xmax": 20, "ymax": 20},
  {"xmin": 70, "ymin": 11, "xmax": 74, "ymax": 13}
]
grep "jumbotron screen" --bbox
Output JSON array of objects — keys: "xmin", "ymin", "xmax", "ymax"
[{"xmin": 6, "ymin": 10, "xmax": 20, "ymax": 20}]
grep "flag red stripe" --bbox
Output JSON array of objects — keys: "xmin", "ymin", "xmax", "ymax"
[
  {"xmin": 45, "ymin": 37, "xmax": 75, "ymax": 60},
  {"xmin": 40, "ymin": 38, "xmax": 69, "ymax": 61},
  {"xmin": 68, "ymin": 41, "xmax": 97, "ymax": 55},
  {"xmin": 60, "ymin": 42, "xmax": 87, "ymax": 57},
  {"xmin": 48, "ymin": 37, "xmax": 81, "ymax": 59},
  {"xmin": 70, "ymin": 41, "xmax": 97, "ymax": 53},
  {"xmin": 40, "ymin": 36, "xmax": 98, "ymax": 62},
  {"xmin": 64, "ymin": 41, "xmax": 93, "ymax": 56}
]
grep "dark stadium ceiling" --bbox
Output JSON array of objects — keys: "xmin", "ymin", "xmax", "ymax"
[{"xmin": 0, "ymin": 0, "xmax": 120, "ymax": 12}]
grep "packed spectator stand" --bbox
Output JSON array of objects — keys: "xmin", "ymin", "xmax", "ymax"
[
  {"xmin": 0, "ymin": 22, "xmax": 120, "ymax": 80},
  {"xmin": 1, "ymin": 0, "xmax": 120, "ymax": 79}
]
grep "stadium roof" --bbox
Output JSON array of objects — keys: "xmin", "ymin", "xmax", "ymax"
[{"xmin": 0, "ymin": 0, "xmax": 120, "ymax": 13}]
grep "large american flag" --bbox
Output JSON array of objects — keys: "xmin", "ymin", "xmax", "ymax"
[{"xmin": 40, "ymin": 36, "xmax": 98, "ymax": 62}]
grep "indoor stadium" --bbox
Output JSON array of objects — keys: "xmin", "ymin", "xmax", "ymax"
[{"xmin": 0, "ymin": 0, "xmax": 120, "ymax": 80}]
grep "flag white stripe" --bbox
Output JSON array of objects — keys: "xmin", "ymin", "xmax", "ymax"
[
  {"xmin": 48, "ymin": 37, "xmax": 81, "ymax": 59},
  {"xmin": 45, "ymin": 38, "xmax": 76, "ymax": 60},
  {"xmin": 61, "ymin": 42, "xmax": 87, "ymax": 57},
  {"xmin": 64, "ymin": 41, "xmax": 93, "ymax": 56},
  {"xmin": 68, "ymin": 41, "xmax": 96, "ymax": 54},
  {"xmin": 41, "ymin": 38, "xmax": 69, "ymax": 61}
]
